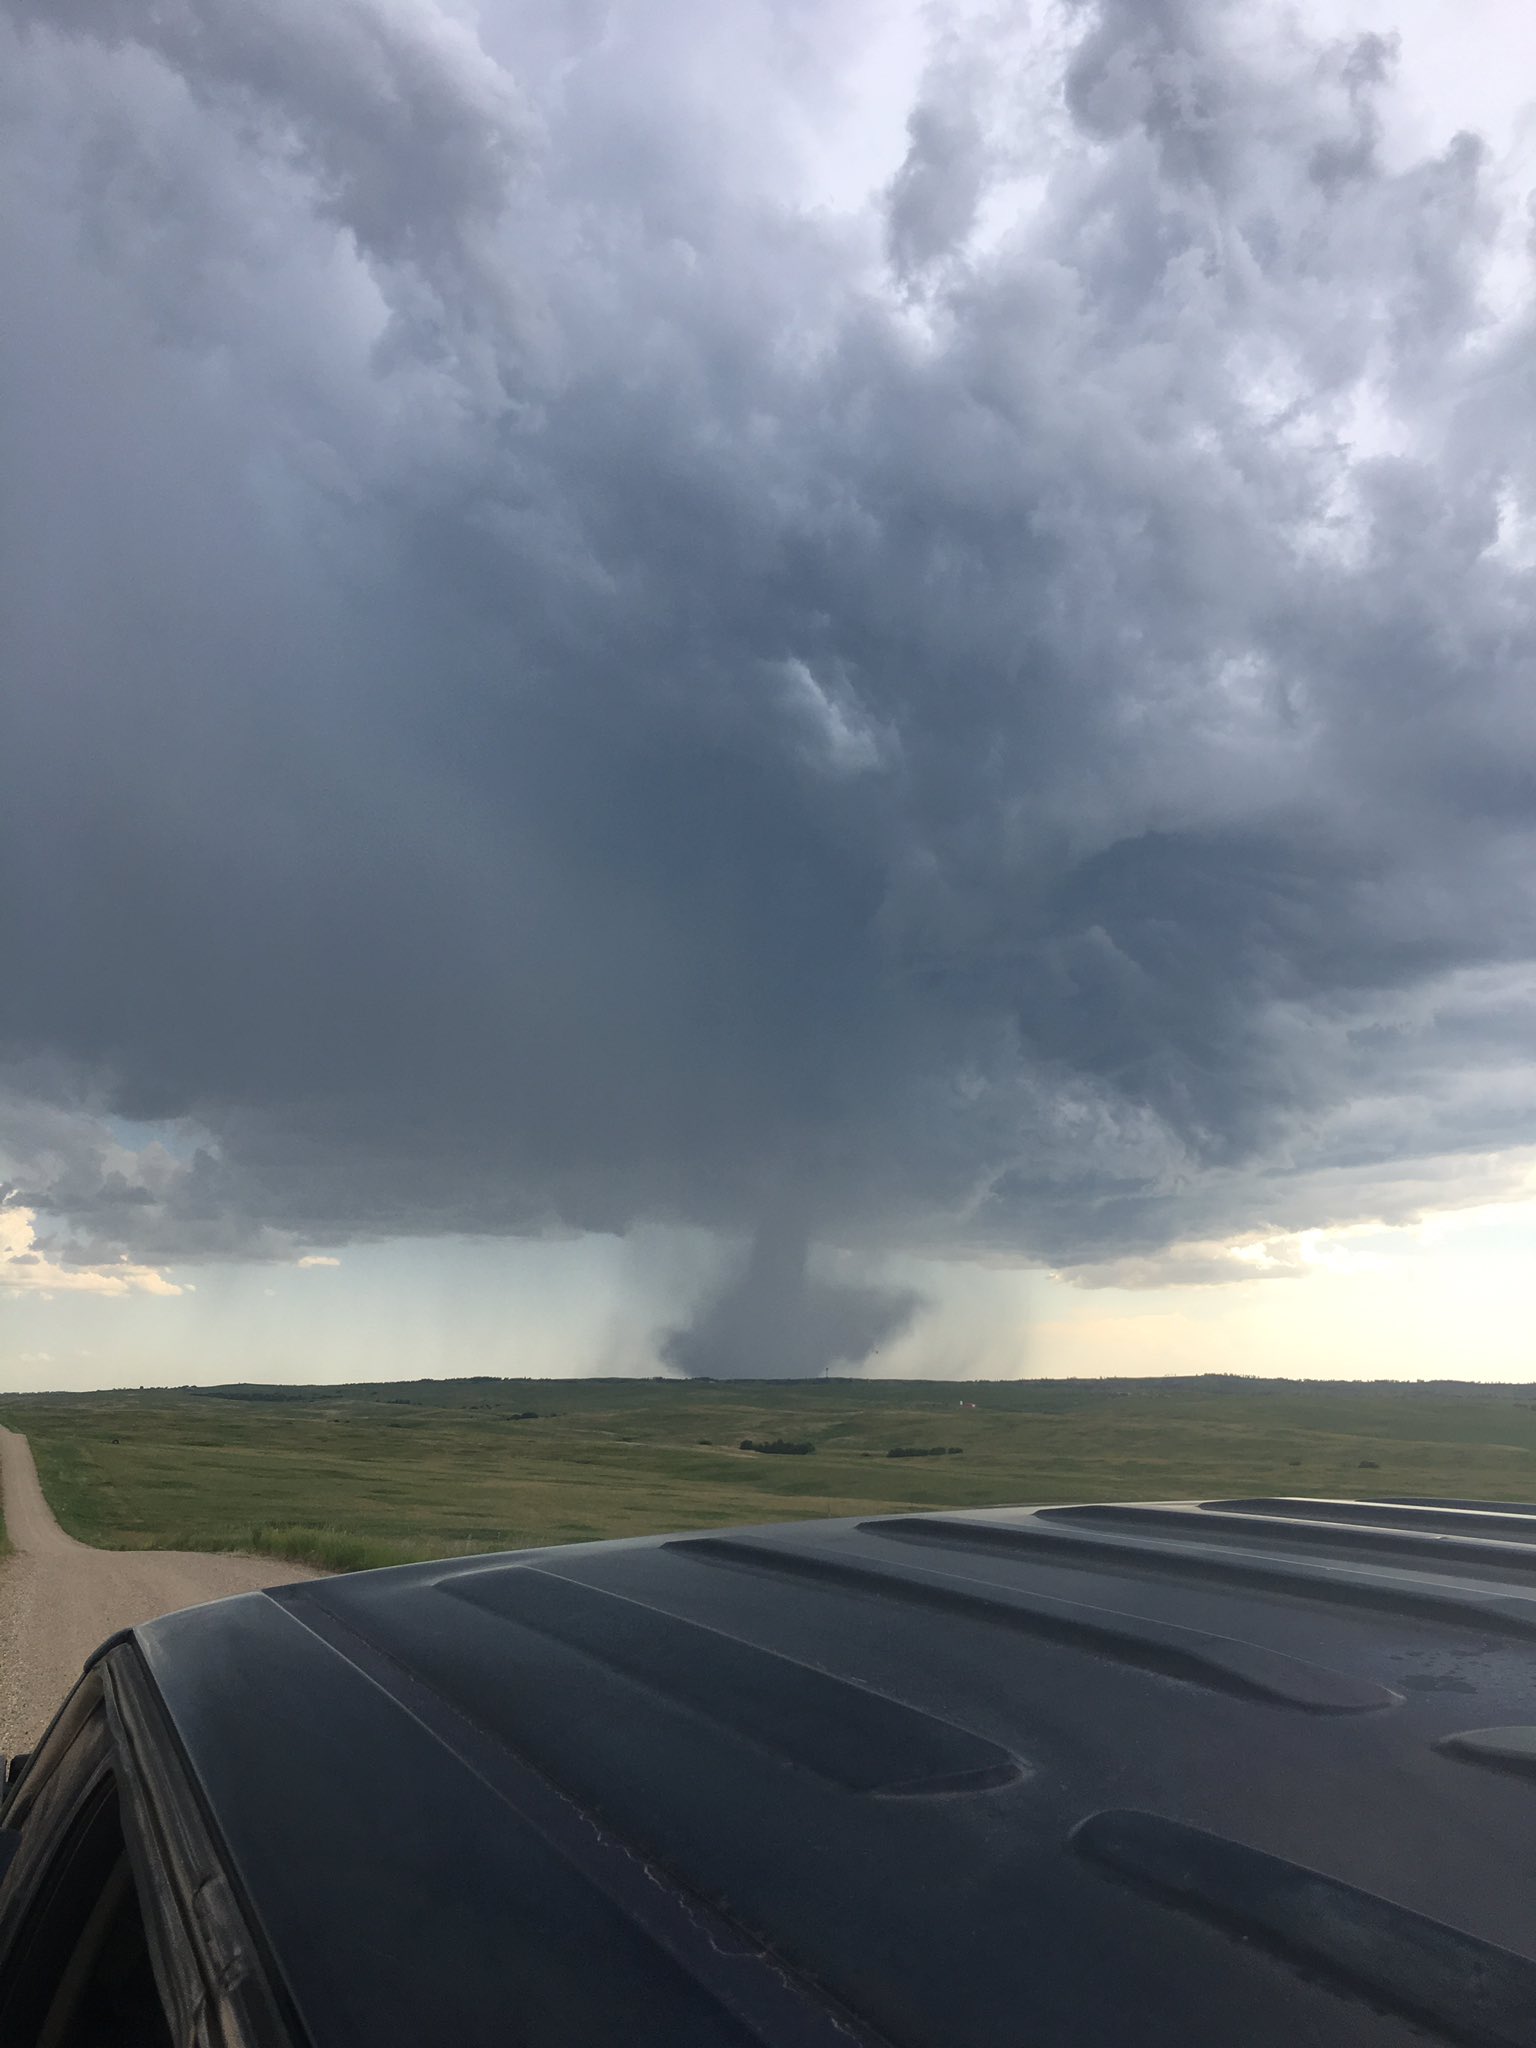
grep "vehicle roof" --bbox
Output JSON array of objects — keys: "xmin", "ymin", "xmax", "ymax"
[{"xmin": 132, "ymin": 1496, "xmax": 1536, "ymax": 2048}]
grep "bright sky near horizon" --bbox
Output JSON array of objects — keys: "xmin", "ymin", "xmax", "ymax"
[
  {"xmin": 3, "ymin": 0, "xmax": 1536, "ymax": 1390},
  {"xmin": 4, "ymin": 1182, "xmax": 1532, "ymax": 1390}
]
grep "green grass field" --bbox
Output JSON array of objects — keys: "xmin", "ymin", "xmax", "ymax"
[{"xmin": 5, "ymin": 1374, "xmax": 1536, "ymax": 1571}]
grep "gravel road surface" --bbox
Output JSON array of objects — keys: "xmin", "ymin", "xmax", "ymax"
[{"xmin": 0, "ymin": 1424, "xmax": 319, "ymax": 1754}]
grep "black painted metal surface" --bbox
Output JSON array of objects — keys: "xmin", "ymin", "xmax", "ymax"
[{"xmin": 132, "ymin": 1496, "xmax": 1536, "ymax": 2048}]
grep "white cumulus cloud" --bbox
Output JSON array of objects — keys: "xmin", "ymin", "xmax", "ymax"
[{"xmin": 0, "ymin": 1204, "xmax": 182, "ymax": 1296}]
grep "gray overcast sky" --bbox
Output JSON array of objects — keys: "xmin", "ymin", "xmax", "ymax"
[{"xmin": 2, "ymin": 0, "xmax": 1535, "ymax": 1380}]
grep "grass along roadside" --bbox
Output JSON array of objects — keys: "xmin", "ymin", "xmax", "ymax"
[
  {"xmin": 245, "ymin": 1524, "xmax": 429, "ymax": 1573},
  {"xmin": 5, "ymin": 1375, "xmax": 1536, "ymax": 1570}
]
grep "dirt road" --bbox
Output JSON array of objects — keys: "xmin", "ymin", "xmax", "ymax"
[{"xmin": 0, "ymin": 1425, "xmax": 319, "ymax": 1754}]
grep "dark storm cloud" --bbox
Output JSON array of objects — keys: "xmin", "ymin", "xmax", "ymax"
[{"xmin": 2, "ymin": 0, "xmax": 1535, "ymax": 1344}]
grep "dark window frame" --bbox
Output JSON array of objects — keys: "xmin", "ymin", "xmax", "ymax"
[
  {"xmin": 0, "ymin": 1688, "xmax": 165, "ymax": 2047},
  {"xmin": 0, "ymin": 1655, "xmax": 299, "ymax": 2048}
]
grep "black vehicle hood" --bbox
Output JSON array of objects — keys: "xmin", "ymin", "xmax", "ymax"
[{"xmin": 136, "ymin": 1497, "xmax": 1536, "ymax": 2048}]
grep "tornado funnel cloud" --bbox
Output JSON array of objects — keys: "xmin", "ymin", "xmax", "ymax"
[{"xmin": 662, "ymin": 1215, "xmax": 920, "ymax": 1380}]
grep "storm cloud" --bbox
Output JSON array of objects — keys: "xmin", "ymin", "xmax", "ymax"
[{"xmin": 2, "ymin": 0, "xmax": 1535, "ymax": 1353}]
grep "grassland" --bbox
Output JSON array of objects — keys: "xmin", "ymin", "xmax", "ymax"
[{"xmin": 4, "ymin": 1374, "xmax": 1536, "ymax": 1571}]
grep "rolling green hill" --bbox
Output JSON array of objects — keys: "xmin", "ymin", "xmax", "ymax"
[{"xmin": 5, "ymin": 1374, "xmax": 1534, "ymax": 1571}]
